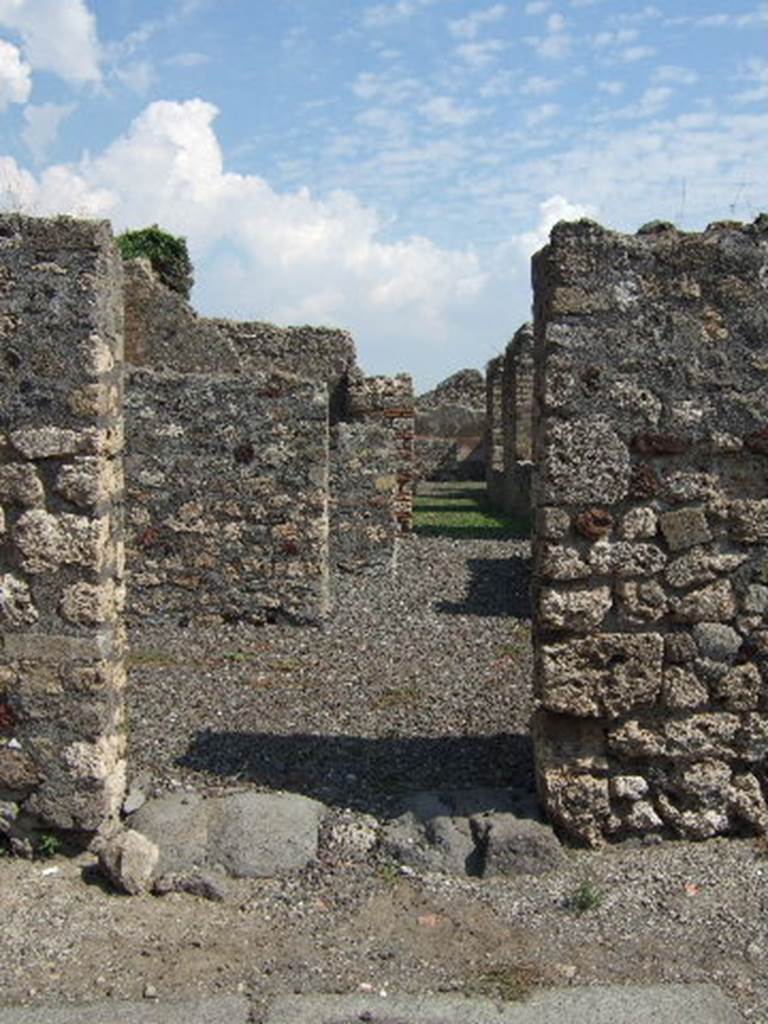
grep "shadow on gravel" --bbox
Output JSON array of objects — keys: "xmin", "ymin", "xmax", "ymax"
[
  {"xmin": 436, "ymin": 556, "xmax": 531, "ymax": 618},
  {"xmin": 177, "ymin": 731, "xmax": 535, "ymax": 816}
]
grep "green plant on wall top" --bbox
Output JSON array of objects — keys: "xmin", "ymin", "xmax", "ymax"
[{"xmin": 117, "ymin": 224, "xmax": 194, "ymax": 299}]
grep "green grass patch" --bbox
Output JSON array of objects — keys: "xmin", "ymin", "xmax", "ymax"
[{"xmin": 414, "ymin": 482, "xmax": 529, "ymax": 540}]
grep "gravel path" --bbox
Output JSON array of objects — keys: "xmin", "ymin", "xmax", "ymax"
[
  {"xmin": 126, "ymin": 533, "xmax": 534, "ymax": 816},
  {"xmin": 1, "ymin": 530, "xmax": 766, "ymax": 1021}
]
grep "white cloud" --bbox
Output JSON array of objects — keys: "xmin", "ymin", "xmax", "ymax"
[
  {"xmin": 0, "ymin": 38, "xmax": 30, "ymax": 109},
  {"xmin": 115, "ymin": 60, "xmax": 155, "ymax": 95},
  {"xmin": 732, "ymin": 58, "xmax": 768, "ymax": 104},
  {"xmin": 526, "ymin": 31, "xmax": 571, "ymax": 59},
  {"xmin": 652, "ymin": 65, "xmax": 699, "ymax": 85},
  {"xmin": 514, "ymin": 194, "xmax": 597, "ymax": 258},
  {"xmin": 524, "ymin": 0, "xmax": 550, "ymax": 11},
  {"xmin": 547, "ymin": 13, "xmax": 566, "ymax": 32},
  {"xmin": 351, "ymin": 71, "xmax": 421, "ymax": 103},
  {"xmin": 165, "ymin": 51, "xmax": 211, "ymax": 68},
  {"xmin": 520, "ymin": 74, "xmax": 559, "ymax": 95},
  {"xmin": 525, "ymin": 102, "xmax": 559, "ymax": 126},
  {"xmin": 449, "ymin": 4, "xmax": 506, "ymax": 40},
  {"xmin": 419, "ymin": 95, "xmax": 481, "ymax": 126},
  {"xmin": 455, "ymin": 39, "xmax": 505, "ymax": 67},
  {"xmin": 0, "ymin": 0, "xmax": 100, "ymax": 83},
  {"xmin": 598, "ymin": 80, "xmax": 624, "ymax": 95},
  {"xmin": 592, "ymin": 29, "xmax": 637, "ymax": 47},
  {"xmin": 620, "ymin": 45, "xmax": 656, "ymax": 62},
  {"xmin": 361, "ymin": 0, "xmax": 435, "ymax": 28},
  {"xmin": 21, "ymin": 101, "xmax": 75, "ymax": 161},
  {"xmin": 2, "ymin": 99, "xmax": 490, "ymax": 381},
  {"xmin": 594, "ymin": 85, "xmax": 673, "ymax": 122}
]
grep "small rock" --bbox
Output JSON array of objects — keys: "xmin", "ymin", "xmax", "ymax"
[
  {"xmin": 99, "ymin": 829, "xmax": 159, "ymax": 895},
  {"xmin": 152, "ymin": 871, "xmax": 228, "ymax": 902}
]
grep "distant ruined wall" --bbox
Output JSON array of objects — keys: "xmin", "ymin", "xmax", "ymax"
[
  {"xmin": 348, "ymin": 372, "xmax": 415, "ymax": 532},
  {"xmin": 415, "ymin": 369, "xmax": 486, "ymax": 481},
  {"xmin": 0, "ymin": 216, "xmax": 126, "ymax": 836},
  {"xmin": 501, "ymin": 323, "xmax": 534, "ymax": 517},
  {"xmin": 532, "ymin": 216, "xmax": 768, "ymax": 846},
  {"xmin": 125, "ymin": 369, "xmax": 329, "ymax": 626},
  {"xmin": 485, "ymin": 354, "xmax": 505, "ymax": 507}
]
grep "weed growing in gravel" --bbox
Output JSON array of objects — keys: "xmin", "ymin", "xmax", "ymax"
[
  {"xmin": 377, "ymin": 862, "xmax": 401, "ymax": 886},
  {"xmin": 566, "ymin": 877, "xmax": 604, "ymax": 914},
  {"xmin": 36, "ymin": 833, "xmax": 62, "ymax": 859},
  {"xmin": 468, "ymin": 964, "xmax": 541, "ymax": 1002},
  {"xmin": 374, "ymin": 685, "xmax": 421, "ymax": 710}
]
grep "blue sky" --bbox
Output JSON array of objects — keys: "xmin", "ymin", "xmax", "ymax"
[{"xmin": 0, "ymin": 1, "xmax": 765, "ymax": 391}]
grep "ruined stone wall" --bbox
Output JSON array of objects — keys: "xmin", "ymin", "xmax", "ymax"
[
  {"xmin": 485, "ymin": 355, "xmax": 505, "ymax": 507},
  {"xmin": 211, "ymin": 319, "xmax": 357, "ymax": 424},
  {"xmin": 125, "ymin": 369, "xmax": 329, "ymax": 626},
  {"xmin": 502, "ymin": 323, "xmax": 534, "ymax": 517},
  {"xmin": 329, "ymin": 422, "xmax": 398, "ymax": 575},
  {"xmin": 123, "ymin": 260, "xmax": 240, "ymax": 374},
  {"xmin": 415, "ymin": 369, "xmax": 486, "ymax": 481},
  {"xmin": 532, "ymin": 216, "xmax": 768, "ymax": 846},
  {"xmin": 348, "ymin": 372, "xmax": 415, "ymax": 532},
  {"xmin": 0, "ymin": 216, "xmax": 126, "ymax": 837}
]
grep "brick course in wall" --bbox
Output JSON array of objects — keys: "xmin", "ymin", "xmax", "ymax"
[
  {"xmin": 485, "ymin": 354, "xmax": 505, "ymax": 507},
  {"xmin": 347, "ymin": 371, "xmax": 415, "ymax": 532},
  {"xmin": 125, "ymin": 368, "xmax": 329, "ymax": 626},
  {"xmin": 502, "ymin": 323, "xmax": 534, "ymax": 518},
  {"xmin": 531, "ymin": 216, "xmax": 768, "ymax": 846},
  {"xmin": 0, "ymin": 216, "xmax": 127, "ymax": 836}
]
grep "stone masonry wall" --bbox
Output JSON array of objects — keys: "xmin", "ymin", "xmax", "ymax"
[
  {"xmin": 212, "ymin": 319, "xmax": 357, "ymax": 424},
  {"xmin": 485, "ymin": 354, "xmax": 505, "ymax": 507},
  {"xmin": 125, "ymin": 369, "xmax": 329, "ymax": 626},
  {"xmin": 532, "ymin": 216, "xmax": 768, "ymax": 846},
  {"xmin": 348, "ymin": 372, "xmax": 415, "ymax": 532},
  {"xmin": 502, "ymin": 323, "xmax": 534, "ymax": 517},
  {"xmin": 329, "ymin": 422, "xmax": 398, "ymax": 575},
  {"xmin": 0, "ymin": 216, "xmax": 127, "ymax": 837},
  {"xmin": 123, "ymin": 259, "xmax": 240, "ymax": 374}
]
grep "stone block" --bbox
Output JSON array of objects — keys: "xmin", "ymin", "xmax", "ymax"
[
  {"xmin": 671, "ymin": 579, "xmax": 736, "ymax": 623},
  {"xmin": 616, "ymin": 580, "xmax": 668, "ymax": 624},
  {"xmin": 0, "ymin": 464, "xmax": 44, "ymax": 507},
  {"xmin": 540, "ymin": 416, "xmax": 630, "ymax": 504},
  {"xmin": 207, "ymin": 791, "xmax": 325, "ymax": 878},
  {"xmin": 539, "ymin": 544, "xmax": 590, "ymax": 581},
  {"xmin": 661, "ymin": 667, "xmax": 709, "ymax": 710},
  {"xmin": 537, "ymin": 507, "xmax": 570, "ymax": 540},
  {"xmin": 539, "ymin": 633, "xmax": 664, "ymax": 718},
  {"xmin": 539, "ymin": 585, "xmax": 612, "ymax": 632},
  {"xmin": 588, "ymin": 541, "xmax": 666, "ymax": 577},
  {"xmin": 730, "ymin": 499, "xmax": 768, "ymax": 543},
  {"xmin": 665, "ymin": 548, "xmax": 747, "ymax": 589},
  {"xmin": 660, "ymin": 507, "xmax": 712, "ymax": 551},
  {"xmin": 620, "ymin": 506, "xmax": 657, "ymax": 540},
  {"xmin": 712, "ymin": 663, "xmax": 762, "ymax": 711}
]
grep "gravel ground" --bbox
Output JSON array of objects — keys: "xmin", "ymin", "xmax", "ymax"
[{"xmin": 0, "ymin": 530, "xmax": 766, "ymax": 1021}]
